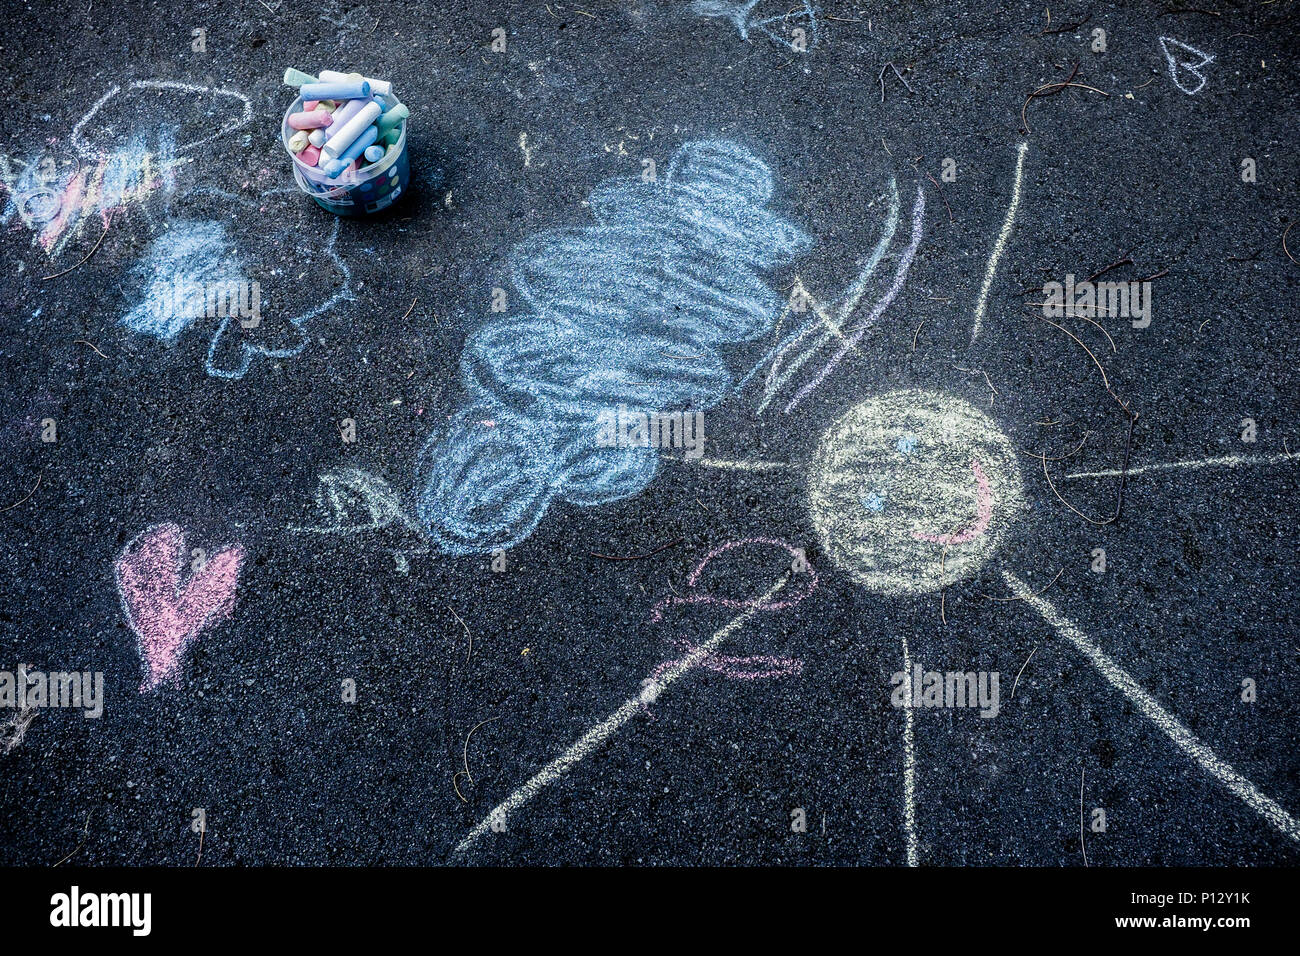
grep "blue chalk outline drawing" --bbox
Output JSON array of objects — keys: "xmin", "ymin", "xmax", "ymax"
[
  {"xmin": 121, "ymin": 207, "xmax": 353, "ymax": 380},
  {"xmin": 416, "ymin": 140, "xmax": 812, "ymax": 554},
  {"xmin": 205, "ymin": 217, "xmax": 352, "ymax": 379},
  {"xmin": 692, "ymin": 0, "xmax": 820, "ymax": 51}
]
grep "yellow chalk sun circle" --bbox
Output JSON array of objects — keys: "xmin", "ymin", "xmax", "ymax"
[{"xmin": 807, "ymin": 389, "xmax": 1023, "ymax": 595}]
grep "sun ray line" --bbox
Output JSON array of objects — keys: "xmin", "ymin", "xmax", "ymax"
[
  {"xmin": 971, "ymin": 141, "xmax": 1029, "ymax": 342},
  {"xmin": 1063, "ymin": 452, "xmax": 1296, "ymax": 480},
  {"xmin": 900, "ymin": 632, "xmax": 919, "ymax": 867},
  {"xmin": 453, "ymin": 574, "xmax": 791, "ymax": 857},
  {"xmin": 1003, "ymin": 570, "xmax": 1300, "ymax": 844}
]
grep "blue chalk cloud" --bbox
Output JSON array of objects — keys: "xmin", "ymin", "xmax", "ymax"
[
  {"xmin": 121, "ymin": 220, "xmax": 243, "ymax": 345},
  {"xmin": 416, "ymin": 140, "xmax": 811, "ymax": 554},
  {"xmin": 120, "ymin": 208, "xmax": 353, "ymax": 379}
]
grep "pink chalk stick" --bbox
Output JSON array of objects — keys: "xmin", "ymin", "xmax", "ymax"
[
  {"xmin": 288, "ymin": 110, "xmax": 333, "ymax": 130},
  {"xmin": 299, "ymin": 144, "xmax": 322, "ymax": 167},
  {"xmin": 115, "ymin": 523, "xmax": 245, "ymax": 692},
  {"xmin": 303, "ymin": 100, "xmax": 319, "ymax": 110}
]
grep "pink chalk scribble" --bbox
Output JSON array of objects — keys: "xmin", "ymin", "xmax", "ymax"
[
  {"xmin": 114, "ymin": 523, "xmax": 245, "ymax": 692},
  {"xmin": 911, "ymin": 458, "xmax": 993, "ymax": 546},
  {"xmin": 650, "ymin": 538, "xmax": 817, "ymax": 681},
  {"xmin": 1, "ymin": 141, "xmax": 183, "ymax": 258}
]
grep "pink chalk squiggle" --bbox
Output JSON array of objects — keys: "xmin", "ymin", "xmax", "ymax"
[
  {"xmin": 911, "ymin": 459, "xmax": 993, "ymax": 545},
  {"xmin": 114, "ymin": 523, "xmax": 245, "ymax": 692},
  {"xmin": 650, "ymin": 538, "xmax": 817, "ymax": 681}
]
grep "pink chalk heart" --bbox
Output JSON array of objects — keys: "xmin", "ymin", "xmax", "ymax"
[{"xmin": 115, "ymin": 523, "xmax": 245, "ymax": 692}]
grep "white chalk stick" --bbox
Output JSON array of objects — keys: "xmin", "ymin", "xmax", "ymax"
[
  {"xmin": 321, "ymin": 100, "xmax": 382, "ymax": 161},
  {"xmin": 319, "ymin": 69, "xmax": 392, "ymax": 98}
]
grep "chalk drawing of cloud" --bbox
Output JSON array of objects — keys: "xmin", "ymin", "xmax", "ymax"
[
  {"xmin": 416, "ymin": 140, "xmax": 811, "ymax": 554},
  {"xmin": 121, "ymin": 213, "xmax": 352, "ymax": 379},
  {"xmin": 72, "ymin": 80, "xmax": 253, "ymax": 160}
]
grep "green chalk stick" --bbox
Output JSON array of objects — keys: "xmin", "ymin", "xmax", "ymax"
[
  {"xmin": 382, "ymin": 129, "xmax": 401, "ymax": 148},
  {"xmin": 375, "ymin": 104, "xmax": 409, "ymax": 136},
  {"xmin": 283, "ymin": 68, "xmax": 318, "ymax": 86}
]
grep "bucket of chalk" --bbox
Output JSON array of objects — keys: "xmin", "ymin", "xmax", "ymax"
[{"xmin": 281, "ymin": 91, "xmax": 410, "ymax": 217}]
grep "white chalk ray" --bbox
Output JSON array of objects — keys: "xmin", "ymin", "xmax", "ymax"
[
  {"xmin": 900, "ymin": 631, "xmax": 919, "ymax": 867},
  {"xmin": 1003, "ymin": 571, "xmax": 1300, "ymax": 845},
  {"xmin": 1064, "ymin": 452, "xmax": 1296, "ymax": 480},
  {"xmin": 454, "ymin": 574, "xmax": 789, "ymax": 857},
  {"xmin": 971, "ymin": 142, "xmax": 1028, "ymax": 342}
]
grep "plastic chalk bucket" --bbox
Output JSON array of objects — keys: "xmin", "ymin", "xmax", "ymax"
[{"xmin": 282, "ymin": 93, "xmax": 410, "ymax": 216}]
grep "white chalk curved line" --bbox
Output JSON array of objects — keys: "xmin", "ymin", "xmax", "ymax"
[
  {"xmin": 1004, "ymin": 571, "xmax": 1300, "ymax": 845},
  {"xmin": 1064, "ymin": 452, "xmax": 1296, "ymax": 480},
  {"xmin": 971, "ymin": 142, "xmax": 1029, "ymax": 342},
  {"xmin": 72, "ymin": 80, "xmax": 254, "ymax": 160}
]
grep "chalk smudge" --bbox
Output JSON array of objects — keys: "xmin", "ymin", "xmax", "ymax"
[
  {"xmin": 416, "ymin": 140, "xmax": 809, "ymax": 554},
  {"xmin": 115, "ymin": 523, "xmax": 244, "ymax": 692},
  {"xmin": 0, "ymin": 135, "xmax": 183, "ymax": 257},
  {"xmin": 692, "ymin": 0, "xmax": 820, "ymax": 51},
  {"xmin": 122, "ymin": 217, "xmax": 352, "ymax": 379},
  {"xmin": 121, "ymin": 220, "xmax": 244, "ymax": 343},
  {"xmin": 3, "ymin": 80, "xmax": 251, "ymax": 258}
]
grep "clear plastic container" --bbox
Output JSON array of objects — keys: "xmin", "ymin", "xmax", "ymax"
[{"xmin": 281, "ymin": 93, "xmax": 409, "ymax": 216}]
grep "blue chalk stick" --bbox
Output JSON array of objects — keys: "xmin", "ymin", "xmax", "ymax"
[
  {"xmin": 327, "ymin": 125, "xmax": 380, "ymax": 178},
  {"xmin": 300, "ymin": 80, "xmax": 371, "ymax": 101},
  {"xmin": 364, "ymin": 145, "xmax": 385, "ymax": 163}
]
